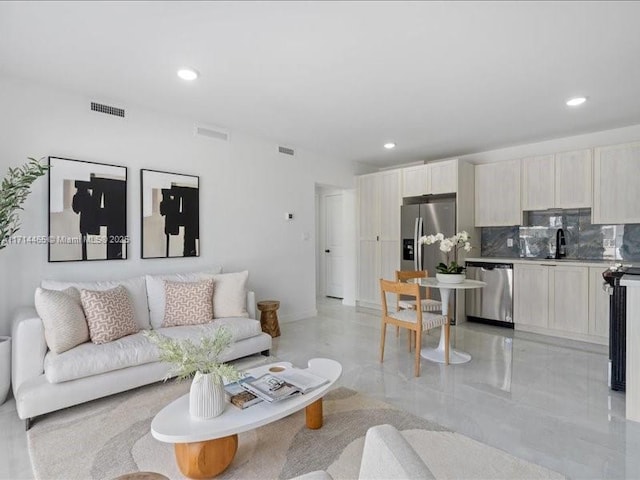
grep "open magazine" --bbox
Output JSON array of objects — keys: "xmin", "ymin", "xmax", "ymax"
[{"xmin": 240, "ymin": 367, "xmax": 329, "ymax": 403}]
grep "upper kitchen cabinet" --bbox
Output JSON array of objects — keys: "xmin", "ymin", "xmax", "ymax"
[
  {"xmin": 475, "ymin": 159, "xmax": 521, "ymax": 226},
  {"xmin": 521, "ymin": 155, "xmax": 555, "ymax": 210},
  {"xmin": 554, "ymin": 149, "xmax": 592, "ymax": 208},
  {"xmin": 401, "ymin": 160, "xmax": 457, "ymax": 197},
  {"xmin": 521, "ymin": 149, "xmax": 592, "ymax": 211},
  {"xmin": 401, "ymin": 164, "xmax": 429, "ymax": 197},
  {"xmin": 593, "ymin": 142, "xmax": 640, "ymax": 224}
]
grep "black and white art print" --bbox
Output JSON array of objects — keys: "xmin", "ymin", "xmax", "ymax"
[
  {"xmin": 141, "ymin": 169, "xmax": 200, "ymax": 259},
  {"xmin": 48, "ymin": 156, "xmax": 128, "ymax": 262}
]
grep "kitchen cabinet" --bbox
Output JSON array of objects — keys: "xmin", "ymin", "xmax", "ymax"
[
  {"xmin": 514, "ymin": 262, "xmax": 602, "ymax": 343},
  {"xmin": 401, "ymin": 165, "xmax": 428, "ymax": 197},
  {"xmin": 475, "ymin": 159, "xmax": 521, "ymax": 226},
  {"xmin": 514, "ymin": 263, "xmax": 549, "ymax": 328},
  {"xmin": 357, "ymin": 170, "xmax": 401, "ymax": 307},
  {"xmin": 588, "ymin": 267, "xmax": 609, "ymax": 339},
  {"xmin": 554, "ymin": 149, "xmax": 592, "ymax": 208},
  {"xmin": 521, "ymin": 155, "xmax": 555, "ymax": 210},
  {"xmin": 521, "ymin": 150, "xmax": 591, "ymax": 211},
  {"xmin": 429, "ymin": 159, "xmax": 458, "ymax": 194},
  {"xmin": 593, "ymin": 142, "xmax": 640, "ymax": 224},
  {"xmin": 549, "ymin": 265, "xmax": 589, "ymax": 334},
  {"xmin": 401, "ymin": 160, "xmax": 458, "ymax": 197}
]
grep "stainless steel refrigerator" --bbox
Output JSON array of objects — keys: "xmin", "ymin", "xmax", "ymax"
[{"xmin": 401, "ymin": 197, "xmax": 456, "ymax": 310}]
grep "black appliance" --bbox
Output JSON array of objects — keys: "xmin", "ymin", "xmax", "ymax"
[{"xmin": 602, "ymin": 266, "xmax": 640, "ymax": 391}]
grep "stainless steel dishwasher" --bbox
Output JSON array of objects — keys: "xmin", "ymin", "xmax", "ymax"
[{"xmin": 465, "ymin": 261, "xmax": 514, "ymax": 328}]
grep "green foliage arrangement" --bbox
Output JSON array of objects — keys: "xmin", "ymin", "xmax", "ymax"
[
  {"xmin": 145, "ymin": 327, "xmax": 241, "ymax": 382},
  {"xmin": 0, "ymin": 158, "xmax": 48, "ymax": 250}
]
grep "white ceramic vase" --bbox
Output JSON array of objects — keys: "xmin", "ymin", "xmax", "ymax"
[
  {"xmin": 0, "ymin": 336, "xmax": 11, "ymax": 405},
  {"xmin": 436, "ymin": 273, "xmax": 465, "ymax": 284},
  {"xmin": 189, "ymin": 371, "xmax": 226, "ymax": 420}
]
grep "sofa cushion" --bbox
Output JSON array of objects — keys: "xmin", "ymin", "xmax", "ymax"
[
  {"xmin": 212, "ymin": 271, "xmax": 249, "ymax": 318},
  {"xmin": 163, "ymin": 279, "xmax": 214, "ymax": 327},
  {"xmin": 41, "ymin": 276, "xmax": 150, "ymax": 330},
  {"xmin": 81, "ymin": 286, "xmax": 140, "ymax": 344},
  {"xmin": 43, "ymin": 317, "xmax": 263, "ymax": 383},
  {"xmin": 34, "ymin": 287, "xmax": 89, "ymax": 354},
  {"xmin": 44, "ymin": 331, "xmax": 157, "ymax": 383},
  {"xmin": 146, "ymin": 267, "xmax": 223, "ymax": 329}
]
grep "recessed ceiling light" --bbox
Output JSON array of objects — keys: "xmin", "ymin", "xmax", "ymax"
[
  {"xmin": 384, "ymin": 142, "xmax": 396, "ymax": 149},
  {"xmin": 177, "ymin": 68, "xmax": 199, "ymax": 81},
  {"xmin": 566, "ymin": 96, "xmax": 587, "ymax": 107}
]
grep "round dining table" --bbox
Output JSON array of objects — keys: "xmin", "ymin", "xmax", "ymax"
[{"xmin": 414, "ymin": 277, "xmax": 486, "ymax": 364}]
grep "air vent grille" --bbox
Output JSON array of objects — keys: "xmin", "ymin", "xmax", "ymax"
[
  {"xmin": 91, "ymin": 102, "xmax": 125, "ymax": 118},
  {"xmin": 278, "ymin": 146, "xmax": 295, "ymax": 156},
  {"xmin": 194, "ymin": 125, "xmax": 229, "ymax": 141}
]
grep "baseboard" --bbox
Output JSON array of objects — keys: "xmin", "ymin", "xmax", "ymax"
[{"xmin": 279, "ymin": 309, "xmax": 318, "ymax": 323}]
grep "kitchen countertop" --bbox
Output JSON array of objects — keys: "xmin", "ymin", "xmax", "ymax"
[{"xmin": 465, "ymin": 257, "xmax": 626, "ymax": 268}]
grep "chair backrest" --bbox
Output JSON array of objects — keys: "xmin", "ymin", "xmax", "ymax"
[
  {"xmin": 395, "ymin": 270, "xmax": 427, "ymax": 282},
  {"xmin": 380, "ymin": 279, "xmax": 421, "ymax": 317}
]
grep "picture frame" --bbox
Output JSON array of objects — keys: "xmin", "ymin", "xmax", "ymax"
[
  {"xmin": 48, "ymin": 156, "xmax": 128, "ymax": 262},
  {"xmin": 140, "ymin": 169, "xmax": 200, "ymax": 259}
]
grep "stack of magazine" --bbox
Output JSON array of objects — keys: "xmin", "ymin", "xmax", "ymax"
[{"xmin": 239, "ymin": 367, "xmax": 329, "ymax": 404}]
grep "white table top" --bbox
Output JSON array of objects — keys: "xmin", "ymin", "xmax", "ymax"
[
  {"xmin": 151, "ymin": 358, "xmax": 342, "ymax": 444},
  {"xmin": 415, "ymin": 278, "xmax": 487, "ymax": 290}
]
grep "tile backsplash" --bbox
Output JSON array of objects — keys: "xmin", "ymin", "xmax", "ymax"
[{"xmin": 481, "ymin": 209, "xmax": 640, "ymax": 261}]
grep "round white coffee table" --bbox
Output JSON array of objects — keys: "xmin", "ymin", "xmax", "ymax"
[{"xmin": 416, "ymin": 278, "xmax": 486, "ymax": 364}]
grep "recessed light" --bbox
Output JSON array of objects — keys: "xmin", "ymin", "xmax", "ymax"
[
  {"xmin": 384, "ymin": 142, "xmax": 396, "ymax": 149},
  {"xmin": 566, "ymin": 96, "xmax": 587, "ymax": 107},
  {"xmin": 177, "ymin": 68, "xmax": 199, "ymax": 81}
]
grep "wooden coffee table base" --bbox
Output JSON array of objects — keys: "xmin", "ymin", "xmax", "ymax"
[
  {"xmin": 174, "ymin": 434, "xmax": 238, "ymax": 479},
  {"xmin": 172, "ymin": 400, "xmax": 325, "ymax": 479}
]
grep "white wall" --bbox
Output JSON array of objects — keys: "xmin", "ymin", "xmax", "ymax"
[{"xmin": 0, "ymin": 76, "xmax": 357, "ymax": 335}]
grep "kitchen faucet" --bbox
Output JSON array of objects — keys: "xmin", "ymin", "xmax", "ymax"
[{"xmin": 555, "ymin": 228, "xmax": 566, "ymax": 259}]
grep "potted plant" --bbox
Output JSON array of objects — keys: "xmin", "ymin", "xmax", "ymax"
[
  {"xmin": 146, "ymin": 327, "xmax": 240, "ymax": 420},
  {"xmin": 419, "ymin": 231, "xmax": 472, "ymax": 283},
  {"xmin": 0, "ymin": 158, "xmax": 48, "ymax": 250},
  {"xmin": 0, "ymin": 158, "xmax": 47, "ymax": 405}
]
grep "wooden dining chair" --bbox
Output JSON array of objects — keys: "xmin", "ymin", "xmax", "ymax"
[
  {"xmin": 395, "ymin": 270, "xmax": 442, "ymax": 312},
  {"xmin": 380, "ymin": 279, "xmax": 449, "ymax": 377}
]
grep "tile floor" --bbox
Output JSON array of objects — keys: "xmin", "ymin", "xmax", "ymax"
[{"xmin": 1, "ymin": 298, "xmax": 639, "ymax": 479}]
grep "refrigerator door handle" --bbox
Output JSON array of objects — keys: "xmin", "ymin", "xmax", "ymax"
[
  {"xmin": 417, "ymin": 217, "xmax": 423, "ymax": 271},
  {"xmin": 413, "ymin": 218, "xmax": 419, "ymax": 270}
]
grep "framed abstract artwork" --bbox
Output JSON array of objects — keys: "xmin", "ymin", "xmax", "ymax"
[
  {"xmin": 48, "ymin": 156, "xmax": 128, "ymax": 262},
  {"xmin": 140, "ymin": 169, "xmax": 200, "ymax": 259}
]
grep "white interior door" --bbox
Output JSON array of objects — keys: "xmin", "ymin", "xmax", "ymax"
[{"xmin": 324, "ymin": 193, "xmax": 344, "ymax": 299}]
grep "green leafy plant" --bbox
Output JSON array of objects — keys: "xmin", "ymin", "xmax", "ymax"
[
  {"xmin": 145, "ymin": 327, "xmax": 241, "ymax": 382},
  {"xmin": 419, "ymin": 231, "xmax": 472, "ymax": 274},
  {"xmin": 0, "ymin": 158, "xmax": 48, "ymax": 250}
]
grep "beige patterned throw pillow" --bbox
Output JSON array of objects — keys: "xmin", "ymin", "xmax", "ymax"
[
  {"xmin": 80, "ymin": 285, "xmax": 139, "ymax": 344},
  {"xmin": 35, "ymin": 287, "xmax": 89, "ymax": 354},
  {"xmin": 162, "ymin": 279, "xmax": 214, "ymax": 327}
]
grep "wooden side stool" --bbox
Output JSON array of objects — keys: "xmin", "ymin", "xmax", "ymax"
[{"xmin": 257, "ymin": 300, "xmax": 281, "ymax": 337}]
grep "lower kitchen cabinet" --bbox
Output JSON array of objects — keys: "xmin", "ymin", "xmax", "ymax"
[
  {"xmin": 514, "ymin": 263, "xmax": 605, "ymax": 344},
  {"xmin": 549, "ymin": 266, "xmax": 589, "ymax": 334},
  {"xmin": 514, "ymin": 263, "xmax": 549, "ymax": 328}
]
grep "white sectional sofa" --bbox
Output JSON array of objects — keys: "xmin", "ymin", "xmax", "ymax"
[{"xmin": 11, "ymin": 270, "xmax": 272, "ymax": 429}]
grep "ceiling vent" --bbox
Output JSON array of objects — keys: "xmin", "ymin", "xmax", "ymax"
[
  {"xmin": 278, "ymin": 146, "xmax": 295, "ymax": 156},
  {"xmin": 90, "ymin": 102, "xmax": 125, "ymax": 118},
  {"xmin": 194, "ymin": 124, "xmax": 229, "ymax": 141}
]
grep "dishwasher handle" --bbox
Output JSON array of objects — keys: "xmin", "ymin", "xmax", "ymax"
[{"xmin": 466, "ymin": 261, "xmax": 514, "ymax": 270}]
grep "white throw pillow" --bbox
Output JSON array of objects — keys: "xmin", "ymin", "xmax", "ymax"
[
  {"xmin": 145, "ymin": 266, "xmax": 223, "ymax": 329},
  {"xmin": 41, "ymin": 276, "xmax": 150, "ymax": 330},
  {"xmin": 163, "ymin": 279, "xmax": 215, "ymax": 327},
  {"xmin": 213, "ymin": 271, "xmax": 249, "ymax": 318},
  {"xmin": 81, "ymin": 285, "xmax": 139, "ymax": 344},
  {"xmin": 34, "ymin": 287, "xmax": 89, "ymax": 354}
]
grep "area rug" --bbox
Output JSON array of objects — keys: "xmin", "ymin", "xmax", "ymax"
[{"xmin": 28, "ymin": 367, "xmax": 564, "ymax": 479}]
